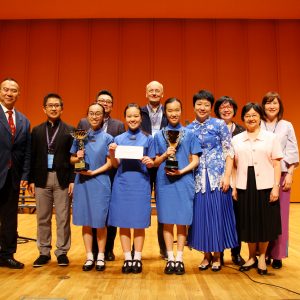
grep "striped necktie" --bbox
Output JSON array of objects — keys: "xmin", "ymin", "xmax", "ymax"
[{"xmin": 7, "ymin": 110, "xmax": 16, "ymax": 137}]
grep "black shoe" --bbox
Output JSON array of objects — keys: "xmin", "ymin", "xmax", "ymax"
[
  {"xmin": 82, "ymin": 259, "xmax": 94, "ymax": 271},
  {"xmin": 122, "ymin": 260, "xmax": 132, "ymax": 274},
  {"xmin": 0, "ymin": 257, "xmax": 24, "ymax": 269},
  {"xmin": 272, "ymin": 259, "xmax": 282, "ymax": 269},
  {"xmin": 265, "ymin": 257, "xmax": 272, "ymax": 265},
  {"xmin": 239, "ymin": 260, "xmax": 258, "ymax": 272},
  {"xmin": 95, "ymin": 259, "xmax": 106, "ymax": 271},
  {"xmin": 132, "ymin": 259, "xmax": 142, "ymax": 274},
  {"xmin": 175, "ymin": 261, "xmax": 185, "ymax": 275},
  {"xmin": 199, "ymin": 254, "xmax": 212, "ymax": 271},
  {"xmin": 257, "ymin": 267, "xmax": 268, "ymax": 275},
  {"xmin": 231, "ymin": 254, "xmax": 246, "ymax": 266},
  {"xmin": 211, "ymin": 265, "xmax": 222, "ymax": 272},
  {"xmin": 164, "ymin": 260, "xmax": 175, "ymax": 275},
  {"xmin": 33, "ymin": 255, "xmax": 51, "ymax": 267},
  {"xmin": 105, "ymin": 250, "xmax": 115, "ymax": 261},
  {"xmin": 57, "ymin": 254, "xmax": 69, "ymax": 266}
]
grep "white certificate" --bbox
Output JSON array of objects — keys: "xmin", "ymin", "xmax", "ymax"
[{"xmin": 115, "ymin": 145, "xmax": 144, "ymax": 159}]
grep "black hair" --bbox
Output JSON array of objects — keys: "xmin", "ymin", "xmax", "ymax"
[
  {"xmin": 95, "ymin": 89, "xmax": 114, "ymax": 102},
  {"xmin": 193, "ymin": 89, "xmax": 214, "ymax": 107},
  {"xmin": 123, "ymin": 103, "xmax": 142, "ymax": 117},
  {"xmin": 214, "ymin": 96, "xmax": 238, "ymax": 118},
  {"xmin": 164, "ymin": 97, "xmax": 182, "ymax": 112},
  {"xmin": 261, "ymin": 91, "xmax": 284, "ymax": 121},
  {"xmin": 241, "ymin": 102, "xmax": 264, "ymax": 121},
  {"xmin": 43, "ymin": 93, "xmax": 63, "ymax": 108}
]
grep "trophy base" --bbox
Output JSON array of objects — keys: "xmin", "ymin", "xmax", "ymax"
[
  {"xmin": 74, "ymin": 161, "xmax": 89, "ymax": 172},
  {"xmin": 165, "ymin": 160, "xmax": 179, "ymax": 171}
]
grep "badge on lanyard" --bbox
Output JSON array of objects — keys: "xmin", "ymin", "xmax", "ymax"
[{"xmin": 47, "ymin": 154, "xmax": 54, "ymax": 169}]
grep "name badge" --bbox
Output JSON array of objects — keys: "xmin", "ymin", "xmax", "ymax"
[{"xmin": 47, "ymin": 154, "xmax": 54, "ymax": 169}]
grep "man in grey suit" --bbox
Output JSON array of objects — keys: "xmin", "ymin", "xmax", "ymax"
[
  {"xmin": 78, "ymin": 90, "xmax": 125, "ymax": 261},
  {"xmin": 0, "ymin": 78, "xmax": 31, "ymax": 269}
]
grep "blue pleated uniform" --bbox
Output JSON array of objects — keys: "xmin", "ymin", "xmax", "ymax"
[
  {"xmin": 108, "ymin": 129, "xmax": 155, "ymax": 229},
  {"xmin": 154, "ymin": 124, "xmax": 202, "ymax": 225},
  {"xmin": 71, "ymin": 129, "xmax": 113, "ymax": 228}
]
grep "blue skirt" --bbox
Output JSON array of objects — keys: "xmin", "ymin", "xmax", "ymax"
[{"xmin": 188, "ymin": 172, "xmax": 238, "ymax": 252}]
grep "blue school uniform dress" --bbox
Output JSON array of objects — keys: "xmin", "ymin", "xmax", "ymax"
[
  {"xmin": 70, "ymin": 129, "xmax": 113, "ymax": 228},
  {"xmin": 108, "ymin": 129, "xmax": 155, "ymax": 229},
  {"xmin": 187, "ymin": 117, "xmax": 238, "ymax": 252},
  {"xmin": 154, "ymin": 124, "xmax": 202, "ymax": 225}
]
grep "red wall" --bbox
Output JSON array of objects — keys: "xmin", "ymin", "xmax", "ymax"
[{"xmin": 0, "ymin": 19, "xmax": 300, "ymax": 200}]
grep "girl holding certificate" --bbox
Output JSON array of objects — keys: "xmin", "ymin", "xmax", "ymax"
[
  {"xmin": 154, "ymin": 97, "xmax": 202, "ymax": 275},
  {"xmin": 108, "ymin": 103, "xmax": 155, "ymax": 274}
]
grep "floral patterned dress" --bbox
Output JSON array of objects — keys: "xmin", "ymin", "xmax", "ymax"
[{"xmin": 187, "ymin": 117, "xmax": 238, "ymax": 252}]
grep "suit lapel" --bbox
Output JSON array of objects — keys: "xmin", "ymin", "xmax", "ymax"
[{"xmin": 0, "ymin": 106, "xmax": 12, "ymax": 134}]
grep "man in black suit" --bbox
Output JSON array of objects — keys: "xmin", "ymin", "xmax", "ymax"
[
  {"xmin": 28, "ymin": 93, "xmax": 75, "ymax": 267},
  {"xmin": 78, "ymin": 90, "xmax": 125, "ymax": 261},
  {"xmin": 141, "ymin": 81, "xmax": 168, "ymax": 259},
  {"xmin": 0, "ymin": 78, "xmax": 31, "ymax": 269}
]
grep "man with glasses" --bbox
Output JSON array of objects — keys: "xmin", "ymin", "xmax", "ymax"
[
  {"xmin": 28, "ymin": 93, "xmax": 75, "ymax": 267},
  {"xmin": 0, "ymin": 78, "xmax": 30, "ymax": 269},
  {"xmin": 78, "ymin": 90, "xmax": 125, "ymax": 261}
]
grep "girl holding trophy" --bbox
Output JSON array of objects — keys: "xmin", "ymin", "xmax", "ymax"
[
  {"xmin": 70, "ymin": 102, "xmax": 113, "ymax": 272},
  {"xmin": 108, "ymin": 103, "xmax": 155, "ymax": 274},
  {"xmin": 154, "ymin": 97, "xmax": 202, "ymax": 275}
]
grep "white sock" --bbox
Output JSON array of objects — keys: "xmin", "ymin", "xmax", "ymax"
[
  {"xmin": 85, "ymin": 252, "xmax": 94, "ymax": 265},
  {"xmin": 167, "ymin": 251, "xmax": 174, "ymax": 261},
  {"xmin": 133, "ymin": 251, "xmax": 142, "ymax": 261},
  {"xmin": 97, "ymin": 253, "xmax": 105, "ymax": 265},
  {"xmin": 176, "ymin": 251, "xmax": 183, "ymax": 262},
  {"xmin": 124, "ymin": 251, "xmax": 132, "ymax": 265}
]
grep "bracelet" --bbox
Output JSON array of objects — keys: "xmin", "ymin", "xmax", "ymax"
[
  {"xmin": 274, "ymin": 183, "xmax": 280, "ymax": 187},
  {"xmin": 287, "ymin": 170, "xmax": 293, "ymax": 175}
]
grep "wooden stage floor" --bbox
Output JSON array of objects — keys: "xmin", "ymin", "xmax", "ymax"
[{"xmin": 1, "ymin": 204, "xmax": 300, "ymax": 300}]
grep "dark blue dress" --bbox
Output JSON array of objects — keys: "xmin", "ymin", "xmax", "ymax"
[
  {"xmin": 108, "ymin": 129, "xmax": 155, "ymax": 229},
  {"xmin": 154, "ymin": 124, "xmax": 202, "ymax": 225},
  {"xmin": 70, "ymin": 129, "xmax": 113, "ymax": 228}
]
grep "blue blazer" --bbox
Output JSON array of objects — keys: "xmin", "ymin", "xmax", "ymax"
[{"xmin": 0, "ymin": 107, "xmax": 31, "ymax": 189}]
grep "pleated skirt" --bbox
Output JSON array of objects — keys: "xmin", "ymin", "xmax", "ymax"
[
  {"xmin": 188, "ymin": 171, "xmax": 238, "ymax": 252},
  {"xmin": 237, "ymin": 167, "xmax": 281, "ymax": 243}
]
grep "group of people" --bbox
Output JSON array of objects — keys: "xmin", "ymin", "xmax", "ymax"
[{"xmin": 0, "ymin": 78, "xmax": 298, "ymax": 278}]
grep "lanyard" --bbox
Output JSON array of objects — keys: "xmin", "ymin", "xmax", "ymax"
[{"xmin": 46, "ymin": 124, "xmax": 60, "ymax": 151}]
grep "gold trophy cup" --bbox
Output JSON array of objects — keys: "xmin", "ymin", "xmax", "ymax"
[
  {"xmin": 163, "ymin": 129, "xmax": 183, "ymax": 171},
  {"xmin": 71, "ymin": 129, "xmax": 89, "ymax": 171}
]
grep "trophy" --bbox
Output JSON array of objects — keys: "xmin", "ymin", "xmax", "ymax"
[
  {"xmin": 71, "ymin": 129, "xmax": 89, "ymax": 171},
  {"xmin": 162, "ymin": 129, "xmax": 183, "ymax": 171}
]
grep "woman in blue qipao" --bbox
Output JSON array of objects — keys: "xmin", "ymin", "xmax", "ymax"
[
  {"xmin": 70, "ymin": 102, "xmax": 113, "ymax": 272},
  {"xmin": 108, "ymin": 103, "xmax": 155, "ymax": 274},
  {"xmin": 154, "ymin": 97, "xmax": 202, "ymax": 275},
  {"xmin": 187, "ymin": 90, "xmax": 238, "ymax": 272}
]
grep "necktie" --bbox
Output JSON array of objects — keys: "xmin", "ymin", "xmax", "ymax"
[{"xmin": 7, "ymin": 110, "xmax": 16, "ymax": 137}]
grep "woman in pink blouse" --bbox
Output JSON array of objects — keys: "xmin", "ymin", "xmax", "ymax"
[
  {"xmin": 261, "ymin": 92, "xmax": 299, "ymax": 269},
  {"xmin": 232, "ymin": 102, "xmax": 283, "ymax": 275}
]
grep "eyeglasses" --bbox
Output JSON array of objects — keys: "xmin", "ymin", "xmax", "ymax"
[
  {"xmin": 244, "ymin": 114, "xmax": 259, "ymax": 119},
  {"xmin": 147, "ymin": 89, "xmax": 161, "ymax": 94},
  {"xmin": 98, "ymin": 99, "xmax": 113, "ymax": 104},
  {"xmin": 88, "ymin": 111, "xmax": 103, "ymax": 117},
  {"xmin": 219, "ymin": 104, "xmax": 233, "ymax": 111},
  {"xmin": 45, "ymin": 104, "xmax": 61, "ymax": 109}
]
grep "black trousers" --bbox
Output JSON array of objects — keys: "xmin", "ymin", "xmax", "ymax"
[
  {"xmin": 231, "ymin": 198, "xmax": 241, "ymax": 256},
  {"xmin": 92, "ymin": 225, "xmax": 117, "ymax": 255},
  {"xmin": 0, "ymin": 171, "xmax": 20, "ymax": 258}
]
